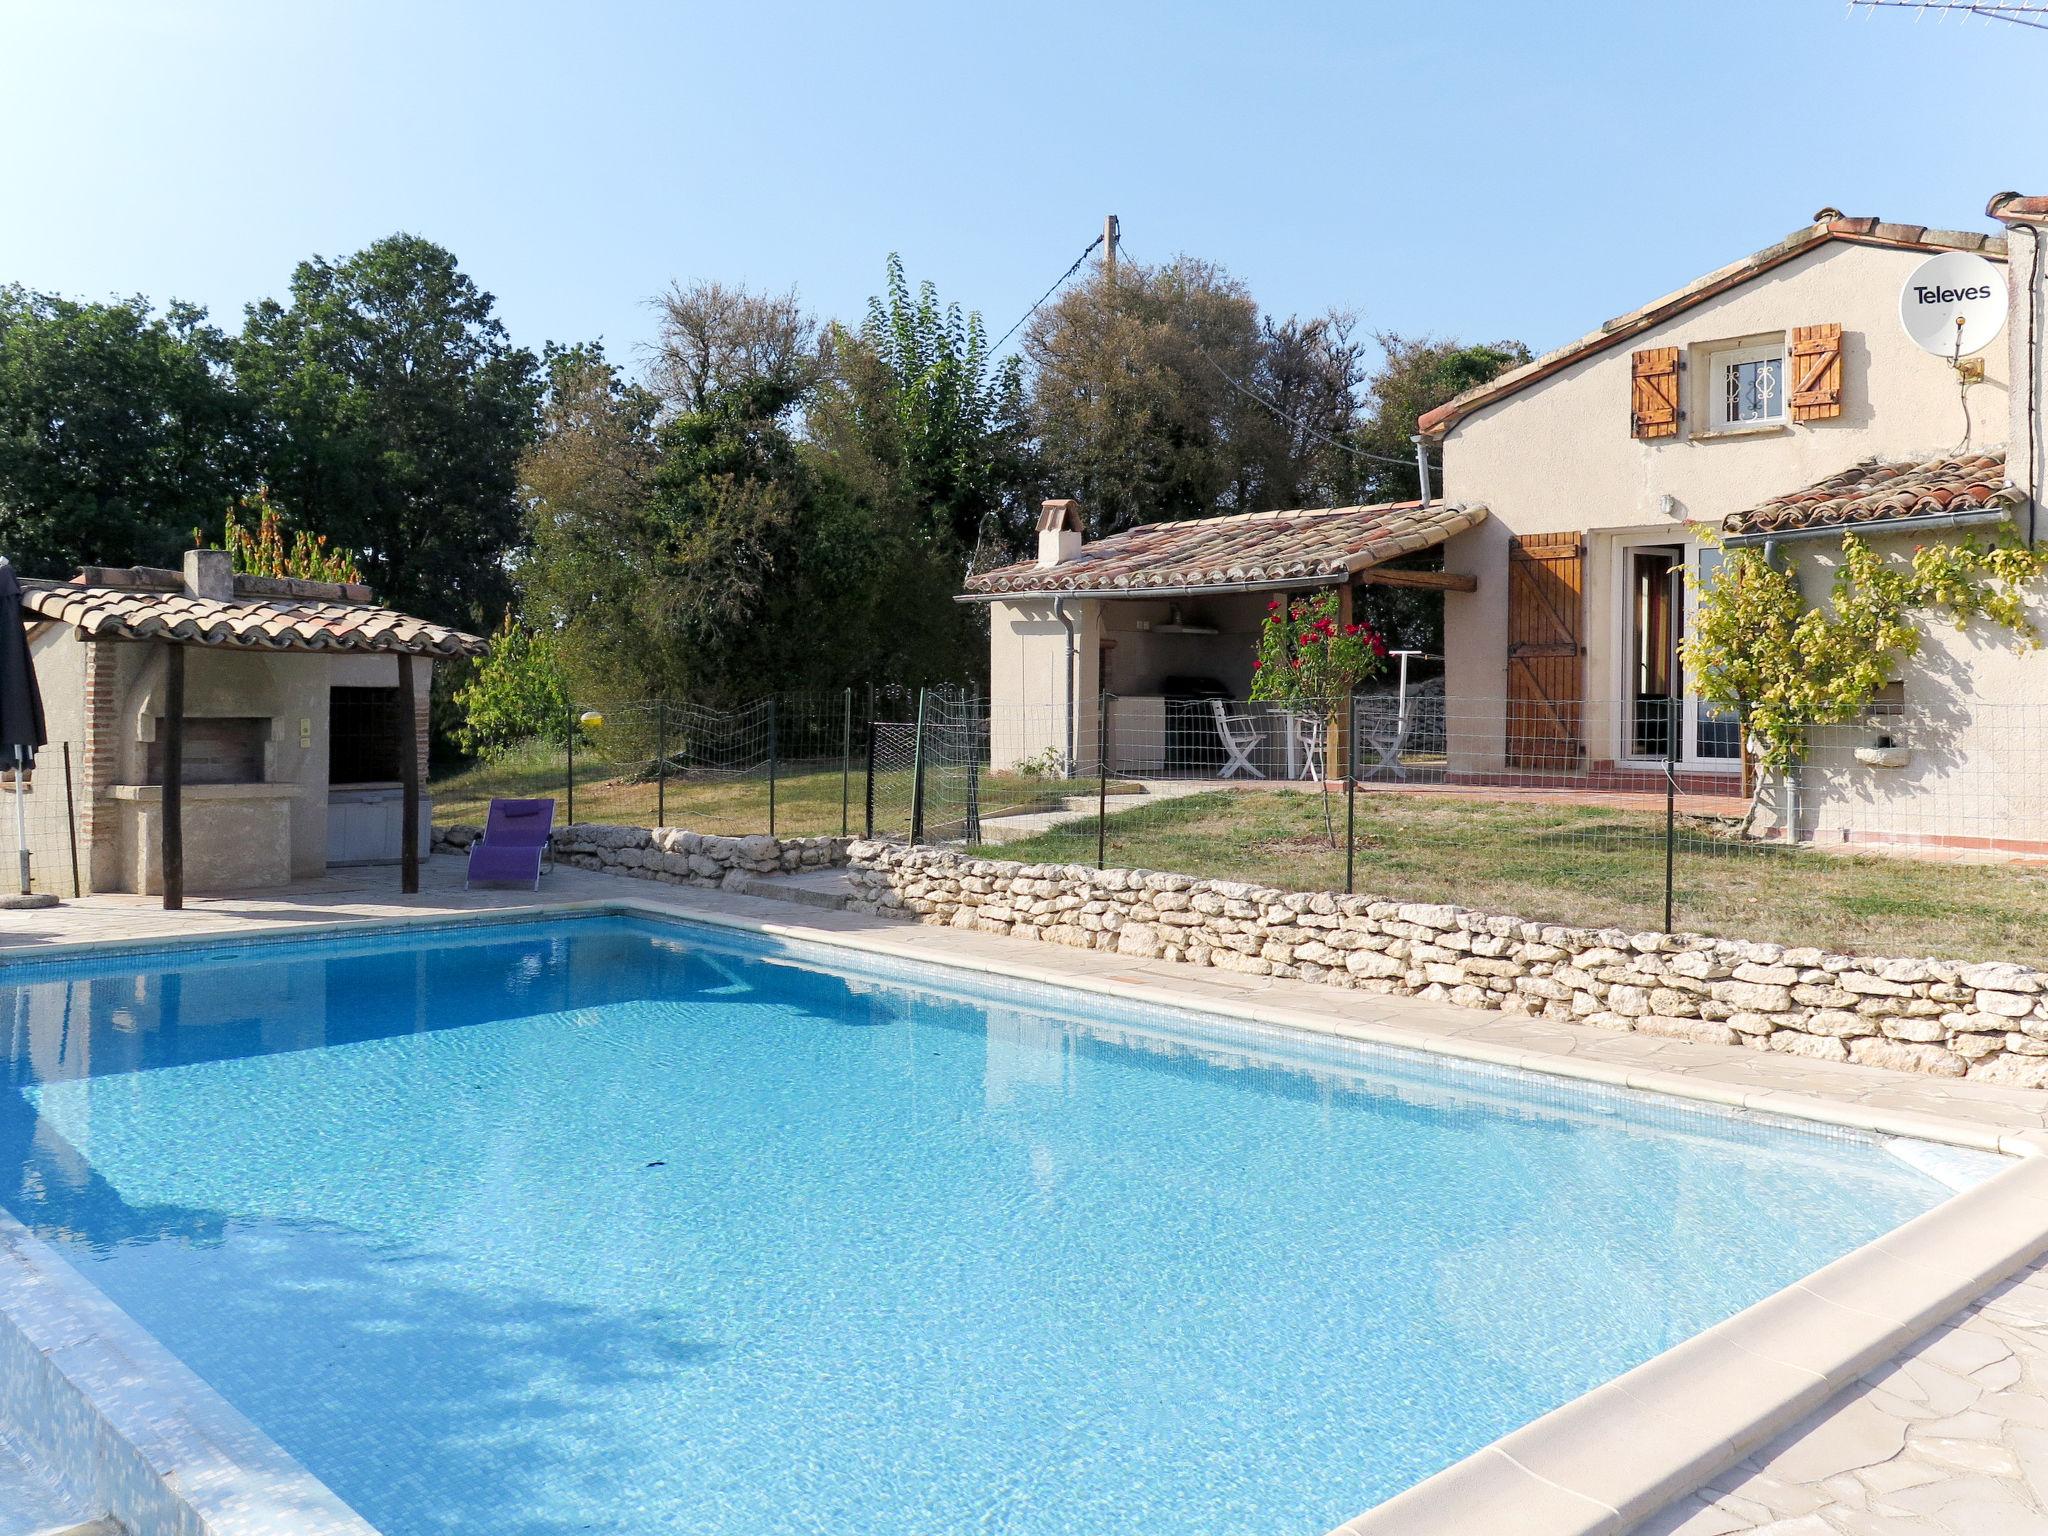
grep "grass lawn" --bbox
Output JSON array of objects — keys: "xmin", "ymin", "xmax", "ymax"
[
  {"xmin": 994, "ymin": 788, "xmax": 2048, "ymax": 966},
  {"xmin": 430, "ymin": 737, "xmax": 1129, "ymax": 839}
]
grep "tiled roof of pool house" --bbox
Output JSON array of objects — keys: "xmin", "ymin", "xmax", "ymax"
[
  {"xmin": 961, "ymin": 499, "xmax": 1488, "ymax": 597},
  {"xmin": 21, "ymin": 562, "xmax": 488, "ymax": 656}
]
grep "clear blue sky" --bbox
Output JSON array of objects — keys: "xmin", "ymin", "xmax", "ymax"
[{"xmin": 4, "ymin": 0, "xmax": 2042, "ymax": 375}]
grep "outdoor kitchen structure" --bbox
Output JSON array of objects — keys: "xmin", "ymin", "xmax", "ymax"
[{"xmin": 21, "ymin": 549, "xmax": 485, "ymax": 902}]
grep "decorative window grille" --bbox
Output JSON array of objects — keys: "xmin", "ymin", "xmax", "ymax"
[{"xmin": 1705, "ymin": 341, "xmax": 1787, "ymax": 431}]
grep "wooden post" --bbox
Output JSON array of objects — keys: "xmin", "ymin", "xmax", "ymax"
[
  {"xmin": 161, "ymin": 642, "xmax": 184, "ymax": 910},
  {"xmin": 397, "ymin": 652, "xmax": 420, "ymax": 895}
]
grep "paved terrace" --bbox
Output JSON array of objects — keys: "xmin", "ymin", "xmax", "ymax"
[{"xmin": 6, "ymin": 858, "xmax": 2048, "ymax": 1536}]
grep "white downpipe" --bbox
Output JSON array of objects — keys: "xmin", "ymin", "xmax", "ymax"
[{"xmin": 1052, "ymin": 597, "xmax": 1078, "ymax": 777}]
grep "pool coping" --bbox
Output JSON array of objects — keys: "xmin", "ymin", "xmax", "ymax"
[{"xmin": 3, "ymin": 894, "xmax": 2048, "ymax": 1536}]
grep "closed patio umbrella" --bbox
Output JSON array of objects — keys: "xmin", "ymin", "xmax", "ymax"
[{"xmin": 0, "ymin": 561, "xmax": 48, "ymax": 897}]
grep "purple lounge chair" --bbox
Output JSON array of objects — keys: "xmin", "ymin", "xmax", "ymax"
[{"xmin": 466, "ymin": 798, "xmax": 556, "ymax": 890}]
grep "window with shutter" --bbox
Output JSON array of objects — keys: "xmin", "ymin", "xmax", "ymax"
[
  {"xmin": 1630, "ymin": 348, "xmax": 1681, "ymax": 440},
  {"xmin": 1788, "ymin": 323, "xmax": 1844, "ymax": 421}
]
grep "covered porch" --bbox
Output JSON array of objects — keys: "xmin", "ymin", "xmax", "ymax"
[{"xmin": 964, "ymin": 497, "xmax": 1488, "ymax": 782}]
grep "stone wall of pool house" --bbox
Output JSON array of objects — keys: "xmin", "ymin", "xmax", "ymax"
[
  {"xmin": 432, "ymin": 822, "xmax": 851, "ymax": 886},
  {"xmin": 845, "ymin": 842, "xmax": 2048, "ymax": 1089}
]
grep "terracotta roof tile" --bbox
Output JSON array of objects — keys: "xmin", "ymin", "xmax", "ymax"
[
  {"xmin": 1722, "ymin": 449, "xmax": 2019, "ymax": 540},
  {"xmin": 21, "ymin": 577, "xmax": 488, "ymax": 658},
  {"xmin": 963, "ymin": 501, "xmax": 1487, "ymax": 598}
]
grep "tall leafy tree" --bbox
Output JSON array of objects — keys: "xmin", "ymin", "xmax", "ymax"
[
  {"xmin": 237, "ymin": 235, "xmax": 541, "ymax": 627},
  {"xmin": 0, "ymin": 286, "xmax": 253, "ymax": 575},
  {"xmin": 516, "ymin": 342, "xmax": 662, "ymax": 692},
  {"xmin": 811, "ymin": 254, "xmax": 1031, "ymax": 555},
  {"xmin": 1024, "ymin": 257, "xmax": 1267, "ymax": 535},
  {"xmin": 1239, "ymin": 311, "xmax": 1372, "ymax": 510},
  {"xmin": 1353, "ymin": 333, "xmax": 1532, "ymax": 503},
  {"xmin": 648, "ymin": 279, "xmax": 819, "ymax": 417}
]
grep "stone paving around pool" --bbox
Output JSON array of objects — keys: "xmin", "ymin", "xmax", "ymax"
[
  {"xmin": 7, "ymin": 853, "xmax": 2048, "ymax": 1536},
  {"xmin": 1643, "ymin": 1257, "xmax": 2048, "ymax": 1536}
]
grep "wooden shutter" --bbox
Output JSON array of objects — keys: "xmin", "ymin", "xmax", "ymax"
[
  {"xmin": 1630, "ymin": 347, "xmax": 1680, "ymax": 439},
  {"xmin": 1506, "ymin": 533, "xmax": 1585, "ymax": 770},
  {"xmin": 1788, "ymin": 323, "xmax": 1844, "ymax": 421}
]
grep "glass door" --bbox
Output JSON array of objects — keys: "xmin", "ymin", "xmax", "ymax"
[
  {"xmin": 1685, "ymin": 548, "xmax": 1742, "ymax": 765},
  {"xmin": 1629, "ymin": 548, "xmax": 1680, "ymax": 759}
]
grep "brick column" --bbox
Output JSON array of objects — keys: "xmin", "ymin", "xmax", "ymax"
[{"xmin": 79, "ymin": 638, "xmax": 120, "ymax": 892}]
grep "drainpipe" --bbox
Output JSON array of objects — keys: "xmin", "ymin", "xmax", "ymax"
[
  {"xmin": 1412, "ymin": 434, "xmax": 1433, "ymax": 508},
  {"xmin": 1052, "ymin": 596, "xmax": 1078, "ymax": 776}
]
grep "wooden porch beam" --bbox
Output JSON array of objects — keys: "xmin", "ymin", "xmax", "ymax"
[{"xmin": 1353, "ymin": 567, "xmax": 1478, "ymax": 593}]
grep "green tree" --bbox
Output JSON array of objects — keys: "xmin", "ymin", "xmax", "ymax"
[
  {"xmin": 812, "ymin": 254, "xmax": 1031, "ymax": 553},
  {"xmin": 236, "ymin": 235, "xmax": 541, "ymax": 627},
  {"xmin": 0, "ymin": 286, "xmax": 253, "ymax": 575},
  {"xmin": 1237, "ymin": 311, "xmax": 1373, "ymax": 511},
  {"xmin": 649, "ymin": 279, "xmax": 819, "ymax": 416},
  {"xmin": 1355, "ymin": 333, "xmax": 1531, "ymax": 503},
  {"xmin": 1025, "ymin": 257, "xmax": 1267, "ymax": 535},
  {"xmin": 451, "ymin": 614, "xmax": 573, "ymax": 758}
]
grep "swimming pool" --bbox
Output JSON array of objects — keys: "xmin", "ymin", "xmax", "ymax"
[{"xmin": 0, "ymin": 913, "xmax": 1973, "ymax": 1536}]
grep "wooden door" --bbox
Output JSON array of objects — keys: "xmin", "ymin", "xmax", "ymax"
[{"xmin": 1506, "ymin": 533, "xmax": 1585, "ymax": 769}]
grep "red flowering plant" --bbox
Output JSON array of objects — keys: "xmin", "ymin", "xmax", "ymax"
[{"xmin": 1249, "ymin": 590, "xmax": 1388, "ymax": 717}]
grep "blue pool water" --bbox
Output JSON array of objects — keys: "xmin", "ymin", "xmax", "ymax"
[{"xmin": 0, "ymin": 915, "xmax": 1962, "ymax": 1536}]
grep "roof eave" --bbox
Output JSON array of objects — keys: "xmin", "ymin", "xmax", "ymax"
[
  {"xmin": 1722, "ymin": 502, "xmax": 2018, "ymax": 548},
  {"xmin": 1419, "ymin": 218, "xmax": 2008, "ymax": 440}
]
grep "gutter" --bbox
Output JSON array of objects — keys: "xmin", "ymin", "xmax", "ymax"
[{"xmin": 1721, "ymin": 505, "xmax": 2016, "ymax": 549}]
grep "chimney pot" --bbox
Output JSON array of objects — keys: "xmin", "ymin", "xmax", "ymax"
[
  {"xmin": 1037, "ymin": 499, "xmax": 1084, "ymax": 569},
  {"xmin": 183, "ymin": 547, "xmax": 233, "ymax": 601}
]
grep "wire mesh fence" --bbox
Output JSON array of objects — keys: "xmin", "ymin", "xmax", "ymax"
[
  {"xmin": 0, "ymin": 742, "xmax": 85, "ymax": 899},
  {"xmin": 431, "ymin": 684, "xmax": 2048, "ymax": 963}
]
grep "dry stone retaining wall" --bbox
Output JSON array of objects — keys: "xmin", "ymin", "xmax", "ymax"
[
  {"xmin": 846, "ymin": 841, "xmax": 2048, "ymax": 1088},
  {"xmin": 434, "ymin": 823, "xmax": 850, "ymax": 888}
]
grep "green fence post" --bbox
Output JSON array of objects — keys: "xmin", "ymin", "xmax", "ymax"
[
  {"xmin": 840, "ymin": 687, "xmax": 853, "ymax": 837},
  {"xmin": 657, "ymin": 698, "xmax": 668, "ymax": 829},
  {"xmin": 909, "ymin": 690, "xmax": 929, "ymax": 845},
  {"xmin": 565, "ymin": 706, "xmax": 575, "ymax": 826},
  {"xmin": 1345, "ymin": 693, "xmax": 1358, "ymax": 896},
  {"xmin": 1097, "ymin": 692, "xmax": 1109, "ymax": 870},
  {"xmin": 767, "ymin": 699, "xmax": 779, "ymax": 838}
]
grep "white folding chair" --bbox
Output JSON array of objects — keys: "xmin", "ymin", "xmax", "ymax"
[
  {"xmin": 1209, "ymin": 700, "xmax": 1266, "ymax": 779},
  {"xmin": 1291, "ymin": 713, "xmax": 1327, "ymax": 781},
  {"xmin": 1358, "ymin": 697, "xmax": 1409, "ymax": 780}
]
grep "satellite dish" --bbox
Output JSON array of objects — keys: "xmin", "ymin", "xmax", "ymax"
[{"xmin": 1899, "ymin": 251, "xmax": 2007, "ymax": 358}]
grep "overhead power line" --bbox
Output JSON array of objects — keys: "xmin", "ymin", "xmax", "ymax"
[
  {"xmin": 991, "ymin": 235, "xmax": 1104, "ymax": 352},
  {"xmin": 1112, "ymin": 236, "xmax": 1442, "ymax": 478}
]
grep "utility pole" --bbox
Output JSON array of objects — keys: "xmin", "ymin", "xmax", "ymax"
[{"xmin": 1104, "ymin": 214, "xmax": 1119, "ymax": 278}]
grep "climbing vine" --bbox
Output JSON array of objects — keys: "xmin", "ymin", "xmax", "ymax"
[{"xmin": 1682, "ymin": 528, "xmax": 2048, "ymax": 774}]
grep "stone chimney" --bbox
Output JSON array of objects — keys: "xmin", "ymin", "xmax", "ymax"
[
  {"xmin": 1037, "ymin": 499, "xmax": 1084, "ymax": 569},
  {"xmin": 183, "ymin": 547, "xmax": 233, "ymax": 601},
  {"xmin": 1988, "ymin": 192, "xmax": 2047, "ymax": 531}
]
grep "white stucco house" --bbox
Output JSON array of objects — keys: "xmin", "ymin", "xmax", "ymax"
[
  {"xmin": 971, "ymin": 193, "xmax": 2048, "ymax": 851},
  {"xmin": 1420, "ymin": 193, "xmax": 2048, "ymax": 849}
]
